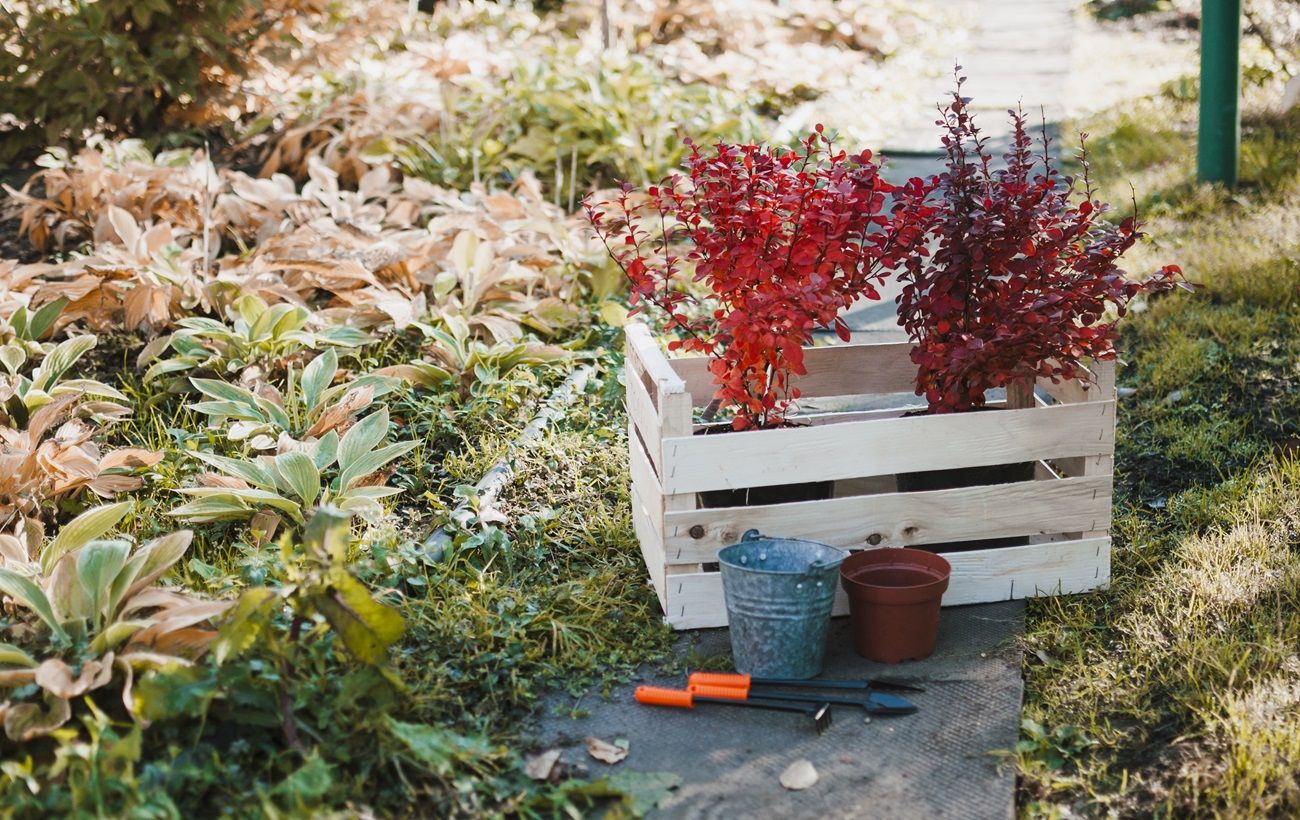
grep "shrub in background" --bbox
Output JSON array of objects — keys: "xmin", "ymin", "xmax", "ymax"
[{"xmin": 0, "ymin": 0, "xmax": 268, "ymax": 161}]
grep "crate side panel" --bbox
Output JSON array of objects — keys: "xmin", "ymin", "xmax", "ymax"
[
  {"xmin": 625, "ymin": 365, "xmax": 665, "ymax": 473},
  {"xmin": 661, "ymin": 401, "xmax": 1116, "ymax": 495},
  {"xmin": 669, "ymin": 342, "xmax": 917, "ymax": 405},
  {"xmin": 631, "ymin": 486, "xmax": 667, "ymax": 611},
  {"xmin": 939, "ymin": 537, "xmax": 1111, "ymax": 606},
  {"xmin": 663, "ymin": 475, "xmax": 1113, "ymax": 563},
  {"xmin": 663, "ymin": 537, "xmax": 1110, "ymax": 629}
]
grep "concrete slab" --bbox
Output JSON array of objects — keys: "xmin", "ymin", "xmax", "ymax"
[{"xmin": 536, "ymin": 603, "xmax": 1024, "ymax": 819}]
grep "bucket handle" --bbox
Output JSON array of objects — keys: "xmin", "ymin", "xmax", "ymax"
[{"xmin": 741, "ymin": 529, "xmax": 839, "ymax": 577}]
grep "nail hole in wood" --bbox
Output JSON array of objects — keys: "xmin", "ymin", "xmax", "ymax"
[
  {"xmin": 866, "ymin": 533, "xmax": 883, "ymax": 546},
  {"xmin": 689, "ymin": 525, "xmax": 705, "ymax": 539}
]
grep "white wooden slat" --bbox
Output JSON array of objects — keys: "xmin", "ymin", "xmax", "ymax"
[
  {"xmin": 630, "ymin": 486, "xmax": 667, "ymax": 610},
  {"xmin": 660, "ymin": 401, "xmax": 1116, "ymax": 495},
  {"xmin": 661, "ymin": 475, "xmax": 1113, "ymax": 563},
  {"xmin": 661, "ymin": 537, "xmax": 1112, "ymax": 629},
  {"xmin": 668, "ymin": 341, "xmax": 918, "ymax": 405},
  {"xmin": 625, "ymin": 323, "xmax": 688, "ymax": 396},
  {"xmin": 942, "ymin": 536, "xmax": 1111, "ymax": 605},
  {"xmin": 1038, "ymin": 359, "xmax": 1115, "ymax": 405},
  {"xmin": 625, "ymin": 363, "xmax": 664, "ymax": 474},
  {"xmin": 690, "ymin": 404, "xmax": 924, "ymax": 433},
  {"xmin": 628, "ymin": 422, "xmax": 663, "ymax": 516}
]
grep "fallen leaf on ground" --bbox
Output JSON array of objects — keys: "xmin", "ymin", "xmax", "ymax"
[
  {"xmin": 524, "ymin": 748, "xmax": 563, "ymax": 781},
  {"xmin": 585, "ymin": 736, "xmax": 629, "ymax": 765},
  {"xmin": 779, "ymin": 759, "xmax": 818, "ymax": 790}
]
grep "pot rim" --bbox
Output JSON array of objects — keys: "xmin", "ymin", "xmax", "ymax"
[{"xmin": 839, "ymin": 548, "xmax": 952, "ymax": 591}]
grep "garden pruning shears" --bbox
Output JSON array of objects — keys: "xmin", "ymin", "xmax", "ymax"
[{"xmin": 687, "ymin": 672, "xmax": 922, "ymax": 716}]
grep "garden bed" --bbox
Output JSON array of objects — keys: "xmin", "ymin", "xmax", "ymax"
[{"xmin": 625, "ymin": 323, "xmax": 1117, "ymax": 629}]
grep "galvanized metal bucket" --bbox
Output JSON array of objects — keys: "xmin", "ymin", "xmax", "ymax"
[{"xmin": 718, "ymin": 529, "xmax": 846, "ymax": 679}]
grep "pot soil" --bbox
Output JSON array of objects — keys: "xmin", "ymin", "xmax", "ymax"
[
  {"xmin": 894, "ymin": 407, "xmax": 1034, "ymax": 550},
  {"xmin": 694, "ymin": 423, "xmax": 834, "ymax": 508},
  {"xmin": 840, "ymin": 548, "xmax": 951, "ymax": 664}
]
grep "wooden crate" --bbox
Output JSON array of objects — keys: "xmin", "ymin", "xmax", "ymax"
[{"xmin": 624, "ymin": 323, "xmax": 1116, "ymax": 630}]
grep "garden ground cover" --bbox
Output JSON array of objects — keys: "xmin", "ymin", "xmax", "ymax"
[
  {"xmin": 0, "ymin": 1, "xmax": 963, "ymax": 815},
  {"xmin": 1017, "ymin": 83, "xmax": 1300, "ymax": 816}
]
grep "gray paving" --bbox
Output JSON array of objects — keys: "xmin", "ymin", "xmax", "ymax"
[{"xmin": 536, "ymin": 603, "xmax": 1024, "ymax": 819}]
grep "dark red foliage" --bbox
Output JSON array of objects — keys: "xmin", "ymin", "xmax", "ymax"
[
  {"xmin": 586, "ymin": 129, "xmax": 934, "ymax": 429},
  {"xmin": 896, "ymin": 77, "xmax": 1188, "ymax": 414}
]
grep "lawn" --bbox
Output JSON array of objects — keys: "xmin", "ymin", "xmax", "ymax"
[{"xmin": 1018, "ymin": 84, "xmax": 1300, "ymax": 816}]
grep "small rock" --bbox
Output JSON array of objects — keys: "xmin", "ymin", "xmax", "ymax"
[
  {"xmin": 779, "ymin": 759, "xmax": 819, "ymax": 791},
  {"xmin": 1117, "ymin": 386, "xmax": 1138, "ymax": 399},
  {"xmin": 1163, "ymin": 389, "xmax": 1185, "ymax": 404}
]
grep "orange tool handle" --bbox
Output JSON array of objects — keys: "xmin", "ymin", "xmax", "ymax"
[
  {"xmin": 634, "ymin": 686, "xmax": 694, "ymax": 708},
  {"xmin": 688, "ymin": 672, "xmax": 751, "ymax": 694},
  {"xmin": 688, "ymin": 684, "xmax": 748, "ymax": 700}
]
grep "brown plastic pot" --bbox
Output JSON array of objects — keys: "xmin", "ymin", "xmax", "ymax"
[{"xmin": 840, "ymin": 548, "xmax": 951, "ymax": 664}]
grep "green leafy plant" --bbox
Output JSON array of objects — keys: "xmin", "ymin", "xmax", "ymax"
[
  {"xmin": 403, "ymin": 315, "xmax": 569, "ymax": 398},
  {"xmin": 0, "ymin": 298, "xmax": 68, "ymax": 351},
  {"xmin": 0, "ymin": 333, "xmax": 129, "ymax": 429},
  {"xmin": 188, "ymin": 348, "xmax": 405, "ymax": 450},
  {"xmin": 397, "ymin": 45, "xmax": 762, "ymax": 193},
  {"xmin": 143, "ymin": 295, "xmax": 373, "ymax": 384},
  {"xmin": 0, "ymin": 0, "xmax": 260, "ymax": 161},
  {"xmin": 0, "ymin": 502, "xmax": 229, "ymax": 742},
  {"xmin": 168, "ymin": 408, "xmax": 417, "ymax": 528},
  {"xmin": 1016, "ymin": 718, "xmax": 1097, "ymax": 772}
]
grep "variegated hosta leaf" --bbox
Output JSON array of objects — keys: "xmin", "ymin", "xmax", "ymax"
[
  {"xmin": 41, "ymin": 501, "xmax": 132, "ymax": 574},
  {"xmin": 3, "ymin": 694, "xmax": 71, "ymax": 742}
]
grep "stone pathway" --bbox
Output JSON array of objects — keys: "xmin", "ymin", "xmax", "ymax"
[{"xmin": 538, "ymin": 605, "xmax": 1025, "ymax": 819}]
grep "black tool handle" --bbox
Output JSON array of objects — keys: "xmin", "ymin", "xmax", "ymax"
[
  {"xmin": 694, "ymin": 696, "xmax": 819, "ymax": 715},
  {"xmin": 753, "ymin": 677, "xmax": 925, "ymax": 693},
  {"xmin": 728, "ymin": 690, "xmax": 916, "ymax": 715}
]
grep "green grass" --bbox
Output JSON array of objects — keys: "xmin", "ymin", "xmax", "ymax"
[{"xmin": 1017, "ymin": 84, "xmax": 1300, "ymax": 816}]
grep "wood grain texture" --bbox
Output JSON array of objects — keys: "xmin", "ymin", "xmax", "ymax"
[
  {"xmin": 662, "ymin": 537, "xmax": 1111, "ymax": 629},
  {"xmin": 659, "ymin": 401, "xmax": 1116, "ymax": 494},
  {"xmin": 661, "ymin": 475, "xmax": 1113, "ymax": 563},
  {"xmin": 625, "ymin": 323, "xmax": 687, "ymax": 396},
  {"xmin": 631, "ymin": 486, "xmax": 667, "ymax": 609},
  {"xmin": 669, "ymin": 341, "xmax": 918, "ymax": 405}
]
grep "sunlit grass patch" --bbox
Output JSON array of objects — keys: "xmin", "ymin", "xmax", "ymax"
[{"xmin": 1020, "ymin": 78, "xmax": 1300, "ymax": 817}]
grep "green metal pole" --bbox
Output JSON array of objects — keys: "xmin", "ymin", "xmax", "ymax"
[{"xmin": 1197, "ymin": 0, "xmax": 1242, "ymax": 187}]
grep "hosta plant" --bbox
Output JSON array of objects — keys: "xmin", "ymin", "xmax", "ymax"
[
  {"xmin": 586, "ymin": 129, "xmax": 933, "ymax": 429},
  {"xmin": 188, "ymin": 348, "xmax": 405, "ymax": 450},
  {"xmin": 168, "ymin": 408, "xmax": 417, "ymax": 530},
  {"xmin": 896, "ymin": 79, "xmax": 1188, "ymax": 413},
  {"xmin": 0, "ymin": 298, "xmax": 67, "ymax": 352},
  {"xmin": 0, "ymin": 502, "xmax": 229, "ymax": 742},
  {"xmin": 403, "ymin": 315, "xmax": 569, "ymax": 399},
  {"xmin": 143, "ymin": 294, "xmax": 373, "ymax": 385},
  {"xmin": 0, "ymin": 333, "xmax": 129, "ymax": 429}
]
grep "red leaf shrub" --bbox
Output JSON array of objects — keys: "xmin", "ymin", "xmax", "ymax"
[
  {"xmin": 896, "ymin": 78, "xmax": 1188, "ymax": 414},
  {"xmin": 586, "ymin": 129, "xmax": 933, "ymax": 429}
]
